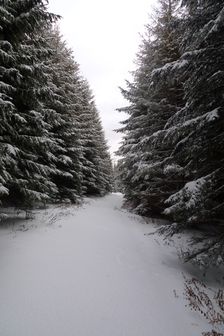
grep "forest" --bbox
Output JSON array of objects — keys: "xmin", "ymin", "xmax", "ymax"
[
  {"xmin": 0, "ymin": 0, "xmax": 113, "ymax": 214},
  {"xmin": 0, "ymin": 1, "xmax": 224, "ymax": 335}
]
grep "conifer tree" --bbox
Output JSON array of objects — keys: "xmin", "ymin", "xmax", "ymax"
[
  {"xmin": 0, "ymin": 4, "xmax": 17, "ymax": 202},
  {"xmin": 42, "ymin": 27, "xmax": 84, "ymax": 202},
  {"xmin": 90, "ymin": 103, "xmax": 113, "ymax": 195},
  {"xmin": 159, "ymin": 0, "xmax": 224, "ymax": 265},
  {"xmin": 77, "ymin": 81, "xmax": 112, "ymax": 196},
  {"xmin": 163, "ymin": 1, "xmax": 224, "ymax": 226},
  {"xmin": 118, "ymin": 0, "xmax": 182, "ymax": 215},
  {"xmin": 42, "ymin": 30, "xmax": 113, "ymax": 199},
  {"xmin": 113, "ymin": 160, "xmax": 124, "ymax": 193},
  {"xmin": 0, "ymin": 0, "xmax": 58, "ymax": 208}
]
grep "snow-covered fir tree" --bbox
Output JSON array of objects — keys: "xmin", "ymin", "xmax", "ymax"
[
  {"xmin": 163, "ymin": 0, "xmax": 224, "ymax": 226},
  {"xmin": 41, "ymin": 27, "xmax": 84, "ymax": 203},
  {"xmin": 90, "ymin": 103, "xmax": 113, "ymax": 195},
  {"xmin": 113, "ymin": 160, "xmax": 124, "ymax": 193},
  {"xmin": 159, "ymin": 0, "xmax": 224, "ymax": 265},
  {"xmin": 117, "ymin": 0, "xmax": 182, "ymax": 215},
  {"xmin": 77, "ymin": 80, "xmax": 113, "ymax": 196},
  {"xmin": 0, "ymin": 0, "xmax": 58, "ymax": 208}
]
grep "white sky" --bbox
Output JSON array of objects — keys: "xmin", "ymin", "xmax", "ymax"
[{"xmin": 48, "ymin": 0, "xmax": 156, "ymax": 160}]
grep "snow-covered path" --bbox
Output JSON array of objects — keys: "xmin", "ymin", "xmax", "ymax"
[{"xmin": 0, "ymin": 194, "xmax": 210, "ymax": 335}]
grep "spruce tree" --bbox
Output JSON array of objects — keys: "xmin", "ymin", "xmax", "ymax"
[
  {"xmin": 90, "ymin": 103, "xmax": 113, "ymax": 195},
  {"xmin": 0, "ymin": 0, "xmax": 58, "ymax": 208},
  {"xmin": 113, "ymin": 160, "xmax": 124, "ymax": 193},
  {"xmin": 117, "ymin": 0, "xmax": 182, "ymax": 215},
  {"xmin": 42, "ymin": 27, "xmax": 84, "ymax": 203},
  {"xmin": 159, "ymin": 0, "xmax": 224, "ymax": 265},
  {"xmin": 78, "ymin": 81, "xmax": 112, "ymax": 196},
  {"xmin": 164, "ymin": 1, "xmax": 224, "ymax": 225},
  {"xmin": 0, "ymin": 4, "xmax": 16, "ymax": 202}
]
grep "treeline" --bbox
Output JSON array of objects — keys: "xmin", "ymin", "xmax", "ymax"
[
  {"xmin": 0, "ymin": 0, "xmax": 112, "ymax": 212},
  {"xmin": 118, "ymin": 0, "xmax": 224, "ymax": 265}
]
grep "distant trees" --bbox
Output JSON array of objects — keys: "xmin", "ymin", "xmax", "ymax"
[
  {"xmin": 0, "ymin": 0, "xmax": 112, "ymax": 211},
  {"xmin": 113, "ymin": 160, "xmax": 124, "ymax": 193},
  {"xmin": 118, "ymin": 0, "xmax": 224, "ymax": 264}
]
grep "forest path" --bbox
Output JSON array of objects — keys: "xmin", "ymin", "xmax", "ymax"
[{"xmin": 0, "ymin": 193, "xmax": 208, "ymax": 336}]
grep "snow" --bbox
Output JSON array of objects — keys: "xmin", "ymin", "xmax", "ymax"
[
  {"xmin": 0, "ymin": 185, "xmax": 9, "ymax": 195},
  {"xmin": 206, "ymin": 7, "xmax": 224, "ymax": 36},
  {"xmin": 205, "ymin": 107, "xmax": 220, "ymax": 122},
  {"xmin": 164, "ymin": 176, "xmax": 208, "ymax": 216},
  {"xmin": 163, "ymin": 164, "xmax": 183, "ymax": 175},
  {"xmin": 0, "ymin": 194, "xmax": 222, "ymax": 336},
  {"xmin": 5, "ymin": 144, "xmax": 19, "ymax": 156},
  {"xmin": 151, "ymin": 59, "xmax": 188, "ymax": 77}
]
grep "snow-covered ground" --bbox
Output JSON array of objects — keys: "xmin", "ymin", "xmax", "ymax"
[{"xmin": 0, "ymin": 193, "xmax": 223, "ymax": 336}]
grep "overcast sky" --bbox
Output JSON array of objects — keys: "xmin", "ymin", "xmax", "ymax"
[{"xmin": 48, "ymin": 0, "xmax": 156, "ymax": 160}]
